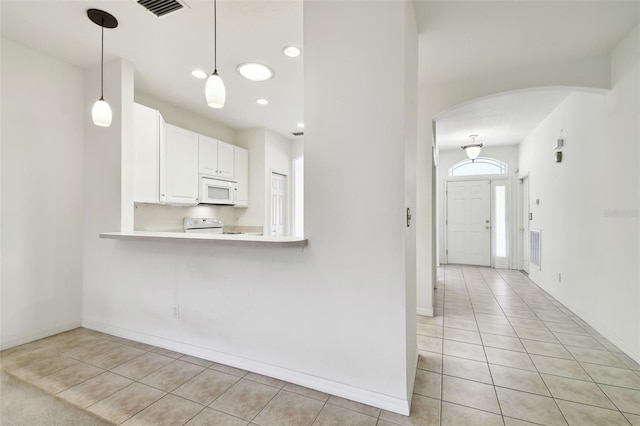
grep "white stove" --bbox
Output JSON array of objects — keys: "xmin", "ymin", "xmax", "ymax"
[{"xmin": 183, "ymin": 217, "xmax": 223, "ymax": 234}]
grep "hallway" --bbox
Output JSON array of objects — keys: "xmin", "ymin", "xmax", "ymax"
[{"xmin": 1, "ymin": 266, "xmax": 640, "ymax": 425}]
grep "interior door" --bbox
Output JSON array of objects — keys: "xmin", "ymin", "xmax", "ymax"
[
  {"xmin": 521, "ymin": 176, "xmax": 530, "ymax": 273},
  {"xmin": 447, "ymin": 180, "xmax": 491, "ymax": 266},
  {"xmin": 270, "ymin": 173, "xmax": 286, "ymax": 236}
]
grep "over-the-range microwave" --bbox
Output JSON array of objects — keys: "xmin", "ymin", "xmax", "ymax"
[{"xmin": 199, "ymin": 176, "xmax": 237, "ymax": 205}]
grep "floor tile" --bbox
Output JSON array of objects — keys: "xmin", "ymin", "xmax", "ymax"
[
  {"xmin": 530, "ymin": 355, "xmax": 592, "ymax": 381},
  {"xmin": 443, "ymin": 317, "xmax": 478, "ymax": 331},
  {"xmin": 441, "ymin": 401, "xmax": 503, "ymax": 426},
  {"xmin": 62, "ymin": 339, "xmax": 123, "ymax": 362},
  {"xmin": 210, "ymin": 363, "xmax": 248, "ymax": 377},
  {"xmin": 475, "ymin": 313, "xmax": 510, "ymax": 325},
  {"xmin": 88, "ymin": 382, "xmax": 166, "ymax": 424},
  {"xmin": 417, "ymin": 350, "xmax": 442, "ymax": 373},
  {"xmin": 521, "ymin": 339, "xmax": 573, "ymax": 359},
  {"xmin": 139, "ymin": 360, "xmax": 204, "ymax": 392},
  {"xmin": 152, "ymin": 347, "xmax": 184, "ymax": 359},
  {"xmin": 553, "ymin": 333, "xmax": 606, "ymax": 350},
  {"xmin": 600, "ymin": 384, "xmax": 640, "ymax": 415},
  {"xmin": 326, "ymin": 395, "xmax": 380, "ymax": 418},
  {"xmin": 179, "ymin": 355, "xmax": 214, "ymax": 368},
  {"xmin": 485, "ymin": 347, "xmax": 535, "ymax": 371},
  {"xmin": 544, "ymin": 321, "xmax": 588, "ymax": 336},
  {"xmin": 580, "ymin": 362, "xmax": 640, "ymax": 390},
  {"xmin": 185, "ymin": 407, "xmax": 249, "ymax": 426},
  {"xmin": 417, "ymin": 335, "xmax": 442, "ymax": 353},
  {"xmin": 614, "ymin": 353, "xmax": 640, "ymax": 371},
  {"xmin": 556, "ymin": 400, "xmax": 630, "ymax": 426},
  {"xmin": 378, "ymin": 394, "xmax": 440, "ymax": 426},
  {"xmin": 496, "ymin": 387, "xmax": 567, "ymax": 425},
  {"xmin": 253, "ymin": 390, "xmax": 324, "ymax": 426},
  {"xmin": 480, "ymin": 333, "xmax": 525, "ymax": 352},
  {"xmin": 417, "ymin": 315, "xmax": 444, "ymax": 326},
  {"xmin": 122, "ymin": 394, "xmax": 203, "ymax": 426},
  {"xmin": 312, "ymin": 403, "xmax": 376, "ymax": 426},
  {"xmin": 58, "ymin": 371, "xmax": 134, "ymax": 408},
  {"xmin": 417, "ymin": 323, "xmax": 443, "ymax": 338},
  {"xmin": 514, "ymin": 327, "xmax": 559, "ymax": 343},
  {"xmin": 442, "ymin": 340, "xmax": 486, "ymax": 362},
  {"xmin": 565, "ymin": 346, "xmax": 620, "ymax": 367},
  {"xmin": 34, "ymin": 361, "xmax": 104, "ymax": 394},
  {"xmin": 625, "ymin": 412, "xmax": 640, "ymax": 425},
  {"xmin": 11, "ymin": 355, "xmax": 78, "ymax": 382},
  {"xmin": 244, "ymin": 372, "xmax": 286, "ymax": 389},
  {"xmin": 282, "ymin": 383, "xmax": 329, "ymax": 402},
  {"xmin": 444, "ymin": 327, "xmax": 482, "ymax": 345},
  {"xmin": 443, "ymin": 355, "xmax": 492, "ymax": 384},
  {"xmin": 413, "ymin": 369, "xmax": 441, "ymax": 399},
  {"xmin": 111, "ymin": 352, "xmax": 174, "ymax": 381},
  {"xmin": 478, "ymin": 322, "xmax": 517, "ymax": 337},
  {"xmin": 84, "ymin": 344, "xmax": 147, "ymax": 370},
  {"xmin": 442, "ymin": 375, "xmax": 500, "ymax": 414},
  {"xmin": 542, "ymin": 374, "xmax": 616, "ymax": 409},
  {"xmin": 490, "ymin": 364, "xmax": 549, "ymax": 395},
  {"xmin": 173, "ymin": 369, "xmax": 240, "ymax": 405},
  {"xmin": 209, "ymin": 379, "xmax": 279, "ymax": 421},
  {"xmin": 503, "ymin": 417, "xmax": 540, "ymax": 425}
]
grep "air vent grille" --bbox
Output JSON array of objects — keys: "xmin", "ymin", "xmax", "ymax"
[
  {"xmin": 138, "ymin": 0, "xmax": 184, "ymax": 17},
  {"xmin": 292, "ymin": 131, "xmax": 304, "ymax": 137}
]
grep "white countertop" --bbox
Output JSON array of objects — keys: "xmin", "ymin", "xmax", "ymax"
[{"xmin": 99, "ymin": 231, "xmax": 308, "ymax": 247}]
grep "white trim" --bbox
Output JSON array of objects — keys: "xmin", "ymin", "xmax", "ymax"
[
  {"xmin": 82, "ymin": 319, "xmax": 411, "ymax": 415},
  {"xmin": 0, "ymin": 321, "xmax": 82, "ymax": 351},
  {"xmin": 416, "ymin": 307, "xmax": 434, "ymax": 317}
]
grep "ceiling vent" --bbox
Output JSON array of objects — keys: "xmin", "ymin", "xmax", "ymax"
[
  {"xmin": 292, "ymin": 131, "xmax": 304, "ymax": 137},
  {"xmin": 137, "ymin": 0, "xmax": 187, "ymax": 17}
]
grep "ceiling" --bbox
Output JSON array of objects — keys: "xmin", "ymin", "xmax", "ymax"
[
  {"xmin": 1, "ymin": 1, "xmax": 638, "ymax": 146},
  {"xmin": 0, "ymin": 0, "xmax": 303, "ymax": 139}
]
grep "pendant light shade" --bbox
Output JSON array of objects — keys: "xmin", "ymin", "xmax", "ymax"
[
  {"xmin": 206, "ymin": 70, "xmax": 226, "ymax": 108},
  {"xmin": 87, "ymin": 9, "xmax": 118, "ymax": 128},
  {"xmin": 462, "ymin": 134, "xmax": 483, "ymax": 161},
  {"xmin": 92, "ymin": 98, "xmax": 112, "ymax": 127},
  {"xmin": 206, "ymin": 0, "xmax": 225, "ymax": 108}
]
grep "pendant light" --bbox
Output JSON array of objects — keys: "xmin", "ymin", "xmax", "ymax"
[
  {"xmin": 87, "ymin": 9, "xmax": 118, "ymax": 127},
  {"xmin": 206, "ymin": 0, "xmax": 226, "ymax": 108},
  {"xmin": 462, "ymin": 134, "xmax": 483, "ymax": 161}
]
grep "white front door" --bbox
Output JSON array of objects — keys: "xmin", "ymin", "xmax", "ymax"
[
  {"xmin": 447, "ymin": 180, "xmax": 491, "ymax": 266},
  {"xmin": 270, "ymin": 173, "xmax": 286, "ymax": 236}
]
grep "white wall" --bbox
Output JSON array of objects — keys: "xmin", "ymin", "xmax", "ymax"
[
  {"xmin": 234, "ymin": 128, "xmax": 266, "ymax": 228},
  {"xmin": 81, "ymin": 1, "xmax": 417, "ymax": 414},
  {"xmin": 0, "ymin": 39, "xmax": 84, "ymax": 349},
  {"xmin": 135, "ymin": 92, "xmax": 235, "ymax": 143},
  {"xmin": 437, "ymin": 145, "xmax": 520, "ymax": 264},
  {"xmin": 518, "ymin": 26, "xmax": 639, "ymax": 362}
]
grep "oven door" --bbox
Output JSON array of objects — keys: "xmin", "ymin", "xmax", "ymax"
[{"xmin": 199, "ymin": 177, "xmax": 237, "ymax": 205}]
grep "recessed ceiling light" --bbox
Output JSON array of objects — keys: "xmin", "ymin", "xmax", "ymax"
[
  {"xmin": 297, "ymin": 122, "xmax": 305, "ymax": 128},
  {"xmin": 191, "ymin": 69, "xmax": 207, "ymax": 79},
  {"xmin": 256, "ymin": 98, "xmax": 269, "ymax": 105},
  {"xmin": 283, "ymin": 46, "xmax": 301, "ymax": 58},
  {"xmin": 236, "ymin": 63, "xmax": 274, "ymax": 81}
]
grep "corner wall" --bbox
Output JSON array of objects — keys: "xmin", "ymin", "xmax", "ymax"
[
  {"xmin": 0, "ymin": 38, "xmax": 85, "ymax": 348},
  {"xmin": 518, "ymin": 26, "xmax": 640, "ymax": 362}
]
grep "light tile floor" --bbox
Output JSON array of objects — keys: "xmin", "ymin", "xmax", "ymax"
[{"xmin": 2, "ymin": 265, "xmax": 640, "ymax": 425}]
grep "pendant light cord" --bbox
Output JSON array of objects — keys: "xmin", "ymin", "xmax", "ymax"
[
  {"xmin": 100, "ymin": 21, "xmax": 105, "ymax": 100},
  {"xmin": 213, "ymin": 0, "xmax": 217, "ymax": 73}
]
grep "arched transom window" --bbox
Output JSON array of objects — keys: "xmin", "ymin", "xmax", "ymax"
[{"xmin": 449, "ymin": 157, "xmax": 507, "ymax": 177}]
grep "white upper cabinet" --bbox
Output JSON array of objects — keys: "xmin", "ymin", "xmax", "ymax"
[
  {"xmin": 160, "ymin": 124, "xmax": 199, "ymax": 205},
  {"xmin": 234, "ymin": 146, "xmax": 249, "ymax": 208},
  {"xmin": 133, "ymin": 103, "xmax": 162, "ymax": 203},
  {"xmin": 199, "ymin": 136, "xmax": 235, "ymax": 180}
]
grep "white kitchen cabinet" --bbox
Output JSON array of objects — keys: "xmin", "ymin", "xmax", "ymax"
[
  {"xmin": 198, "ymin": 136, "xmax": 235, "ymax": 180},
  {"xmin": 234, "ymin": 146, "xmax": 249, "ymax": 208},
  {"xmin": 160, "ymin": 124, "xmax": 199, "ymax": 205},
  {"xmin": 133, "ymin": 103, "xmax": 162, "ymax": 203}
]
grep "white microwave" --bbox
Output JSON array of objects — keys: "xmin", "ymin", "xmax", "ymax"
[{"xmin": 199, "ymin": 177, "xmax": 237, "ymax": 205}]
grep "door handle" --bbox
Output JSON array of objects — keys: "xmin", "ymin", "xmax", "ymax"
[{"xmin": 486, "ymin": 226, "xmax": 491, "ymax": 229}]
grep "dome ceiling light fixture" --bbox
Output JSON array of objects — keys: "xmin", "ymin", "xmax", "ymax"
[
  {"xmin": 236, "ymin": 63, "xmax": 275, "ymax": 82},
  {"xmin": 87, "ymin": 9, "xmax": 118, "ymax": 127},
  {"xmin": 282, "ymin": 46, "xmax": 301, "ymax": 58},
  {"xmin": 205, "ymin": 0, "xmax": 226, "ymax": 108},
  {"xmin": 462, "ymin": 134, "xmax": 483, "ymax": 161}
]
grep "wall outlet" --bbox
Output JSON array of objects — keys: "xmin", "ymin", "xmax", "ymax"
[{"xmin": 173, "ymin": 305, "xmax": 180, "ymax": 319}]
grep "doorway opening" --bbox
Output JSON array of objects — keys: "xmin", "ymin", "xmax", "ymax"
[{"xmin": 270, "ymin": 172, "xmax": 287, "ymax": 236}]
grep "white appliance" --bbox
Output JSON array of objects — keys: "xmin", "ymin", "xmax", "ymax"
[
  {"xmin": 183, "ymin": 217, "xmax": 223, "ymax": 233},
  {"xmin": 199, "ymin": 176, "xmax": 237, "ymax": 205}
]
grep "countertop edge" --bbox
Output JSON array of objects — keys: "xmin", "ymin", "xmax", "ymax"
[{"xmin": 99, "ymin": 231, "xmax": 308, "ymax": 247}]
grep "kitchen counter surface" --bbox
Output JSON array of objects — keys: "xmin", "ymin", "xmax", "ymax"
[{"xmin": 100, "ymin": 231, "xmax": 307, "ymax": 247}]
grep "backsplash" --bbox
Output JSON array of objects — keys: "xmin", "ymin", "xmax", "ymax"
[{"xmin": 134, "ymin": 203, "xmax": 237, "ymax": 232}]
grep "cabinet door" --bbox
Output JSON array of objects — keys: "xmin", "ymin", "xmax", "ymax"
[
  {"xmin": 217, "ymin": 141, "xmax": 235, "ymax": 180},
  {"xmin": 133, "ymin": 103, "xmax": 160, "ymax": 203},
  {"xmin": 198, "ymin": 135, "xmax": 218, "ymax": 176},
  {"xmin": 160, "ymin": 124, "xmax": 199, "ymax": 205},
  {"xmin": 234, "ymin": 147, "xmax": 249, "ymax": 207}
]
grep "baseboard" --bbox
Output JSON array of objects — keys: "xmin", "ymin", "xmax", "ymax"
[
  {"xmin": 416, "ymin": 307, "xmax": 434, "ymax": 317},
  {"xmin": 0, "ymin": 321, "xmax": 82, "ymax": 351},
  {"xmin": 82, "ymin": 319, "xmax": 411, "ymax": 415}
]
